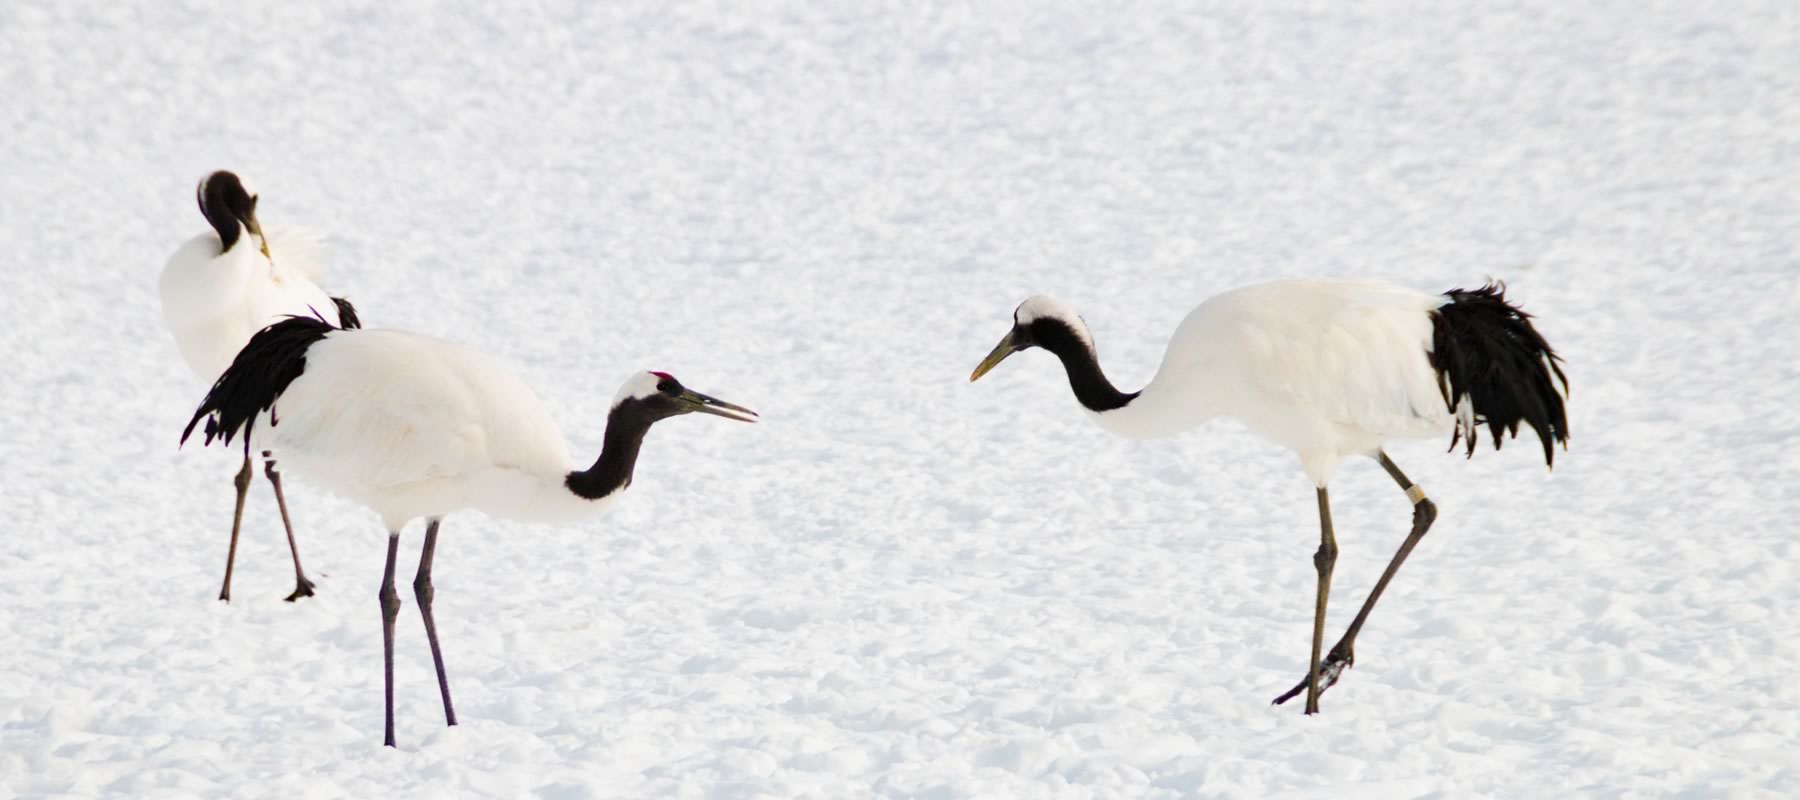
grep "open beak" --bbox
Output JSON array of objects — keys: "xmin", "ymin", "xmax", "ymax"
[
  {"xmin": 246, "ymin": 215, "xmax": 271, "ymax": 259},
  {"xmin": 969, "ymin": 330, "xmax": 1019, "ymax": 382},
  {"xmin": 680, "ymin": 389, "xmax": 759, "ymax": 423}
]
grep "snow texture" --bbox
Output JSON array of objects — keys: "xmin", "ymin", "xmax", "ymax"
[{"xmin": 3, "ymin": 1, "xmax": 1798, "ymax": 797}]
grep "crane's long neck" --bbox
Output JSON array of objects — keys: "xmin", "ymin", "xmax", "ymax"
[
  {"xmin": 1036, "ymin": 318, "xmax": 1202, "ymax": 439},
  {"xmin": 451, "ymin": 402, "xmax": 662, "ymax": 526},
  {"xmin": 564, "ymin": 405, "xmax": 657, "ymax": 500},
  {"xmin": 1038, "ymin": 328, "xmax": 1139, "ymax": 413}
]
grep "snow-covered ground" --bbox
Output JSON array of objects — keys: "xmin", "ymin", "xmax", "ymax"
[{"xmin": 4, "ymin": 1, "xmax": 1798, "ymax": 796}]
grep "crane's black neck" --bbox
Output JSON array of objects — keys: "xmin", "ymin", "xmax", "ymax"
[
  {"xmin": 198, "ymin": 171, "xmax": 256, "ymax": 254},
  {"xmin": 1029, "ymin": 318, "xmax": 1139, "ymax": 412},
  {"xmin": 564, "ymin": 400, "xmax": 660, "ymax": 500}
]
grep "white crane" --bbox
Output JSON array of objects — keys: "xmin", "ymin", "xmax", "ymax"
[
  {"xmin": 159, "ymin": 170, "xmax": 361, "ymax": 602},
  {"xmin": 969, "ymin": 279, "xmax": 1568, "ymax": 715},
  {"xmin": 181, "ymin": 316, "xmax": 758, "ymax": 747}
]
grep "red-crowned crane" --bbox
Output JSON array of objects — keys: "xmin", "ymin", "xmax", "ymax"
[
  {"xmin": 182, "ymin": 316, "xmax": 757, "ymax": 747},
  {"xmin": 159, "ymin": 170, "xmax": 361, "ymax": 602},
  {"xmin": 969, "ymin": 279, "xmax": 1568, "ymax": 715}
]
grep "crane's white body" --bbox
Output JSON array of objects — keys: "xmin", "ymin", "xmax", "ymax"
[
  {"xmin": 984, "ymin": 278, "xmax": 1565, "ymax": 714},
  {"xmin": 160, "ymin": 224, "xmax": 343, "ymax": 383},
  {"xmin": 1070, "ymin": 280, "xmax": 1461, "ymax": 485},
  {"xmin": 252, "ymin": 328, "xmax": 613, "ymax": 531}
]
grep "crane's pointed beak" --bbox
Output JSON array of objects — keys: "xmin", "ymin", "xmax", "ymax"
[
  {"xmin": 969, "ymin": 330, "xmax": 1019, "ymax": 382},
  {"xmin": 246, "ymin": 214, "xmax": 271, "ymax": 259},
  {"xmin": 679, "ymin": 388, "xmax": 759, "ymax": 423}
]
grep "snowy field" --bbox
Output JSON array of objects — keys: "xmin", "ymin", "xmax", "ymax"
[{"xmin": 4, "ymin": 1, "xmax": 1799, "ymax": 797}]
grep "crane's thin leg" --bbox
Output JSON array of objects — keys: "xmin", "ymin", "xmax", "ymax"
[
  {"xmin": 218, "ymin": 454, "xmax": 253, "ymax": 602},
  {"xmin": 379, "ymin": 531, "xmax": 401, "ymax": 748},
  {"xmin": 1281, "ymin": 487, "xmax": 1337, "ymax": 714},
  {"xmin": 1340, "ymin": 453, "xmax": 1439, "ymax": 647},
  {"xmin": 1274, "ymin": 452, "xmax": 1438, "ymax": 708},
  {"xmin": 413, "ymin": 518, "xmax": 457, "ymax": 728},
  {"xmin": 263, "ymin": 451, "xmax": 317, "ymax": 602}
]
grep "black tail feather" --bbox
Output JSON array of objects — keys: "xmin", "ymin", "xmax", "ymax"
[
  {"xmin": 181, "ymin": 316, "xmax": 338, "ymax": 457},
  {"xmin": 1429, "ymin": 283, "xmax": 1569, "ymax": 467},
  {"xmin": 330, "ymin": 296, "xmax": 362, "ymax": 330}
]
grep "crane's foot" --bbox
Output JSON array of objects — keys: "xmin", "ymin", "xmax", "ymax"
[
  {"xmin": 284, "ymin": 576, "xmax": 318, "ymax": 603},
  {"xmin": 1272, "ymin": 643, "xmax": 1354, "ymax": 709}
]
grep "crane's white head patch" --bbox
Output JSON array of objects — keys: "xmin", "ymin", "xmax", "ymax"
[
  {"xmin": 613, "ymin": 371, "xmax": 676, "ymax": 406},
  {"xmin": 1015, "ymin": 295, "xmax": 1092, "ymax": 348}
]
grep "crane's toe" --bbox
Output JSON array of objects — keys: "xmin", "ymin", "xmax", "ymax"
[
  {"xmin": 1272, "ymin": 646, "xmax": 1354, "ymax": 709},
  {"xmin": 284, "ymin": 576, "xmax": 318, "ymax": 602}
]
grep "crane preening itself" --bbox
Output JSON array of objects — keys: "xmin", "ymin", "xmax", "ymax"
[
  {"xmin": 181, "ymin": 315, "xmax": 757, "ymax": 747},
  {"xmin": 159, "ymin": 170, "xmax": 362, "ymax": 602},
  {"xmin": 969, "ymin": 279, "xmax": 1568, "ymax": 715}
]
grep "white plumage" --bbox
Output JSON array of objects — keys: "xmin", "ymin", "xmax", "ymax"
[
  {"xmin": 972, "ymin": 277, "xmax": 1568, "ymax": 715},
  {"xmin": 262, "ymin": 329, "xmax": 596, "ymax": 530},
  {"xmin": 1083, "ymin": 280, "xmax": 1456, "ymax": 484}
]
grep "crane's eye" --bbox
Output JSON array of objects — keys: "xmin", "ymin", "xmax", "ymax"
[{"xmin": 657, "ymin": 380, "xmax": 676, "ymax": 394}]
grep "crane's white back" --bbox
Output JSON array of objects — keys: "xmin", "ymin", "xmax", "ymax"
[
  {"xmin": 265, "ymin": 328, "xmax": 581, "ymax": 529},
  {"xmin": 1083, "ymin": 280, "xmax": 1458, "ymax": 483}
]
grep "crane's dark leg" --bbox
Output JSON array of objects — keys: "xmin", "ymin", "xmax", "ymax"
[
  {"xmin": 413, "ymin": 518, "xmax": 457, "ymax": 728},
  {"xmin": 380, "ymin": 531, "xmax": 401, "ymax": 748},
  {"xmin": 1342, "ymin": 453, "xmax": 1440, "ymax": 646},
  {"xmin": 1275, "ymin": 452, "xmax": 1438, "ymax": 708},
  {"xmin": 218, "ymin": 454, "xmax": 254, "ymax": 602},
  {"xmin": 1281, "ymin": 487, "xmax": 1338, "ymax": 714},
  {"xmin": 263, "ymin": 451, "xmax": 317, "ymax": 602}
]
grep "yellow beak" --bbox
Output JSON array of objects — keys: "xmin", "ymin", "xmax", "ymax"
[
  {"xmin": 969, "ymin": 330, "xmax": 1019, "ymax": 382},
  {"xmin": 246, "ymin": 215, "xmax": 271, "ymax": 260}
]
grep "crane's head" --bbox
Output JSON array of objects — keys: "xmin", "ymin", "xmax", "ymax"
[
  {"xmin": 612, "ymin": 371, "xmax": 759, "ymax": 424},
  {"xmin": 969, "ymin": 295, "xmax": 1094, "ymax": 382},
  {"xmin": 196, "ymin": 170, "xmax": 270, "ymax": 259}
]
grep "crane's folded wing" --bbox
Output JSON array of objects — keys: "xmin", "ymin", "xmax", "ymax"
[
  {"xmin": 1161, "ymin": 279, "xmax": 1455, "ymax": 439},
  {"xmin": 266, "ymin": 330, "xmax": 574, "ymax": 493}
]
